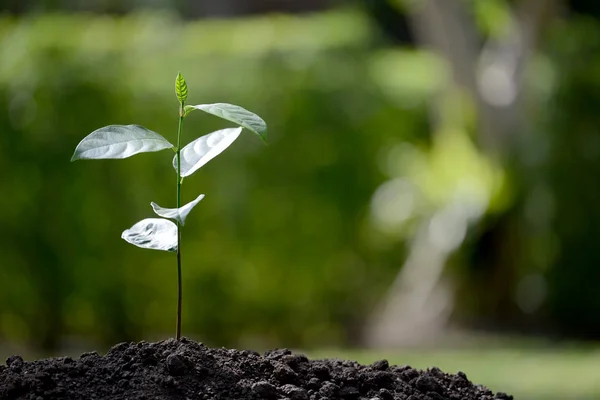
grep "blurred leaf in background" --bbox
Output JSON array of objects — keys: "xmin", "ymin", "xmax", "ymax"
[
  {"xmin": 1, "ymin": 0, "xmax": 600, "ymax": 364},
  {"xmin": 0, "ymin": 9, "xmax": 421, "ymax": 349}
]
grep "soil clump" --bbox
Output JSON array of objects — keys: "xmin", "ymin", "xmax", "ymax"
[{"xmin": 0, "ymin": 338, "xmax": 513, "ymax": 400}]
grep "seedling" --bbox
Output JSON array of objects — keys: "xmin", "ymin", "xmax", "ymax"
[{"xmin": 71, "ymin": 73, "xmax": 267, "ymax": 339}]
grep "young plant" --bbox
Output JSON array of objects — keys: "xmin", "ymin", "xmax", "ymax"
[{"xmin": 71, "ymin": 73, "xmax": 267, "ymax": 339}]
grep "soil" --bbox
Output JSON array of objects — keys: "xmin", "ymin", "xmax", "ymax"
[{"xmin": 0, "ymin": 338, "xmax": 513, "ymax": 400}]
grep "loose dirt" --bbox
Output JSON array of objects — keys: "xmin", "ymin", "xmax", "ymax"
[{"xmin": 0, "ymin": 337, "xmax": 512, "ymax": 400}]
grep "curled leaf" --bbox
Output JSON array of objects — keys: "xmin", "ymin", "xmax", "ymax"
[
  {"xmin": 189, "ymin": 103, "xmax": 267, "ymax": 143},
  {"xmin": 151, "ymin": 194, "xmax": 205, "ymax": 226},
  {"xmin": 121, "ymin": 218, "xmax": 178, "ymax": 252},
  {"xmin": 183, "ymin": 105, "xmax": 195, "ymax": 118},
  {"xmin": 174, "ymin": 127, "xmax": 242, "ymax": 177},
  {"xmin": 71, "ymin": 125, "xmax": 173, "ymax": 161}
]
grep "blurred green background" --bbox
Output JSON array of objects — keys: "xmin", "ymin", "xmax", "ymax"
[{"xmin": 1, "ymin": 0, "xmax": 600, "ymax": 398}]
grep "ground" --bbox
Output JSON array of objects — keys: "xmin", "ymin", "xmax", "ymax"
[
  {"xmin": 315, "ymin": 346, "xmax": 600, "ymax": 400},
  {"xmin": 0, "ymin": 337, "xmax": 512, "ymax": 400}
]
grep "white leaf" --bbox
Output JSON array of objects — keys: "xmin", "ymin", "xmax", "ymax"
[
  {"xmin": 174, "ymin": 127, "xmax": 242, "ymax": 177},
  {"xmin": 151, "ymin": 194, "xmax": 205, "ymax": 226},
  {"xmin": 71, "ymin": 125, "xmax": 174, "ymax": 161},
  {"xmin": 189, "ymin": 103, "xmax": 267, "ymax": 143},
  {"xmin": 121, "ymin": 218, "xmax": 178, "ymax": 252}
]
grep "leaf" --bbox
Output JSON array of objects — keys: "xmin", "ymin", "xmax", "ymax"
[
  {"xmin": 121, "ymin": 218, "xmax": 178, "ymax": 252},
  {"xmin": 151, "ymin": 194, "xmax": 205, "ymax": 226},
  {"xmin": 183, "ymin": 105, "xmax": 195, "ymax": 118},
  {"xmin": 71, "ymin": 125, "xmax": 174, "ymax": 161},
  {"xmin": 176, "ymin": 72, "xmax": 188, "ymax": 103},
  {"xmin": 174, "ymin": 127, "xmax": 242, "ymax": 177},
  {"xmin": 189, "ymin": 103, "xmax": 267, "ymax": 143}
]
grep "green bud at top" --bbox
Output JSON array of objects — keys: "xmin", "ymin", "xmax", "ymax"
[{"xmin": 175, "ymin": 72, "xmax": 188, "ymax": 103}]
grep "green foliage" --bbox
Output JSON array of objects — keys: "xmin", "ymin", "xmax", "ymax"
[
  {"xmin": 541, "ymin": 19, "xmax": 600, "ymax": 338},
  {"xmin": 2, "ymin": 4, "xmax": 599, "ymax": 350},
  {"xmin": 0, "ymin": 11, "xmax": 424, "ymax": 349}
]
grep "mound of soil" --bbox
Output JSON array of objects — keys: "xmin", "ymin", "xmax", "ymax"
[{"xmin": 0, "ymin": 338, "xmax": 512, "ymax": 400}]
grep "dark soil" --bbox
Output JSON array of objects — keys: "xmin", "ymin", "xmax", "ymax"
[{"xmin": 0, "ymin": 338, "xmax": 512, "ymax": 400}]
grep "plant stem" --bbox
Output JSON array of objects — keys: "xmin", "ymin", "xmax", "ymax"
[{"xmin": 176, "ymin": 102, "xmax": 184, "ymax": 340}]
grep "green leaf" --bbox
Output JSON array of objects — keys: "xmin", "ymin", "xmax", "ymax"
[
  {"xmin": 151, "ymin": 194, "xmax": 205, "ymax": 226},
  {"xmin": 71, "ymin": 125, "xmax": 173, "ymax": 161},
  {"xmin": 121, "ymin": 218, "xmax": 178, "ymax": 252},
  {"xmin": 183, "ymin": 105, "xmax": 195, "ymax": 118},
  {"xmin": 176, "ymin": 72, "xmax": 188, "ymax": 103},
  {"xmin": 190, "ymin": 103, "xmax": 267, "ymax": 143},
  {"xmin": 174, "ymin": 127, "xmax": 243, "ymax": 177}
]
